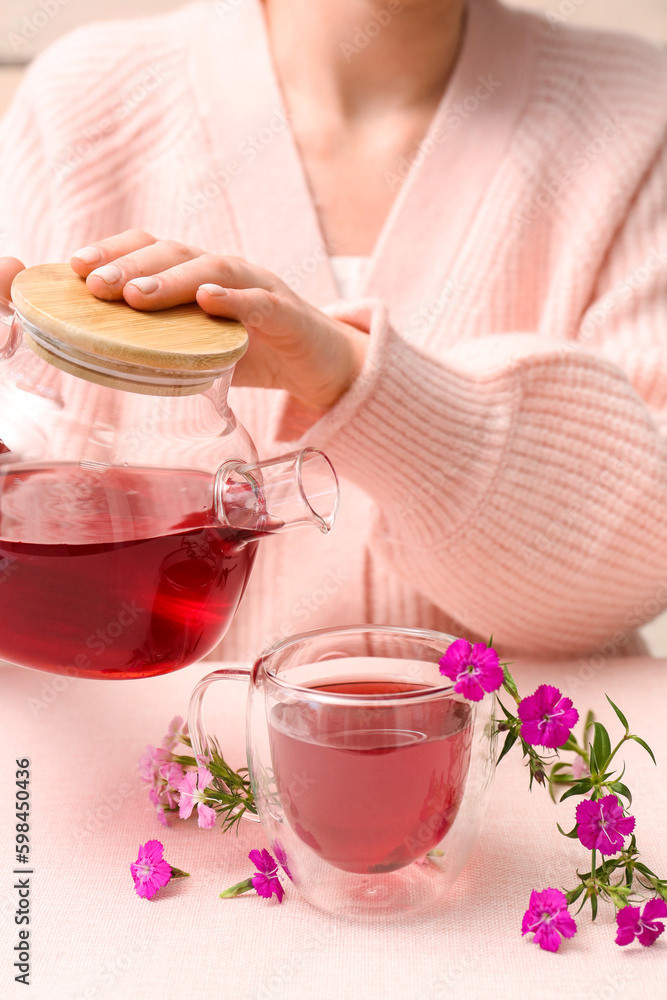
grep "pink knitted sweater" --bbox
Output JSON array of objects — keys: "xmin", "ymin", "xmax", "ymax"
[{"xmin": 1, "ymin": 0, "xmax": 667, "ymax": 662}]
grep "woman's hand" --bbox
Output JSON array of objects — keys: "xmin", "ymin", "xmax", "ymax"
[
  {"xmin": 70, "ymin": 230, "xmax": 369, "ymax": 409},
  {"xmin": 0, "ymin": 258, "xmax": 25, "ymax": 303}
]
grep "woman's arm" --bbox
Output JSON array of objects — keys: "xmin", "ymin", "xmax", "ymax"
[
  {"xmin": 61, "ymin": 157, "xmax": 667, "ymax": 659},
  {"xmin": 287, "ymin": 143, "xmax": 667, "ymax": 657}
]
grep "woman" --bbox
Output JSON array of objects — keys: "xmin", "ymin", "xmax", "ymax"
[{"xmin": 0, "ymin": 0, "xmax": 666, "ymax": 661}]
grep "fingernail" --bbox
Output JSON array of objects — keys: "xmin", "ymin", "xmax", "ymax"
[
  {"xmin": 127, "ymin": 276, "xmax": 159, "ymax": 295},
  {"xmin": 73, "ymin": 246, "xmax": 102, "ymax": 265},
  {"xmin": 199, "ymin": 284, "xmax": 227, "ymax": 296},
  {"xmin": 90, "ymin": 264, "xmax": 122, "ymax": 285}
]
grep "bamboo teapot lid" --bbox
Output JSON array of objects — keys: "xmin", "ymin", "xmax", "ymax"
[{"xmin": 11, "ymin": 263, "xmax": 249, "ymax": 396}]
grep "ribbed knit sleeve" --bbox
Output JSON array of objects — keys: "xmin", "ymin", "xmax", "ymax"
[
  {"xmin": 0, "ymin": 62, "xmax": 54, "ymax": 263},
  {"xmin": 284, "ymin": 142, "xmax": 667, "ymax": 657}
]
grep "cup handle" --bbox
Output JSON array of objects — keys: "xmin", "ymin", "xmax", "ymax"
[
  {"xmin": 188, "ymin": 667, "xmax": 261, "ymax": 824},
  {"xmin": 0, "ymin": 295, "xmax": 21, "ymax": 361}
]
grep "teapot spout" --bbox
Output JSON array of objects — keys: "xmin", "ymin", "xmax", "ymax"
[{"xmin": 214, "ymin": 447, "xmax": 340, "ymax": 536}]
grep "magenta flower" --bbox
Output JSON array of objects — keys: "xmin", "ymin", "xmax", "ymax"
[
  {"xmin": 522, "ymin": 888, "xmax": 577, "ymax": 952},
  {"xmin": 575, "ymin": 795, "xmax": 635, "ymax": 856},
  {"xmin": 250, "ymin": 849, "xmax": 284, "ymax": 902},
  {"xmin": 517, "ymin": 685, "xmax": 579, "ymax": 749},
  {"xmin": 438, "ymin": 639, "xmax": 504, "ymax": 702},
  {"xmin": 177, "ymin": 767, "xmax": 217, "ymax": 829},
  {"xmin": 130, "ymin": 840, "xmax": 174, "ymax": 900},
  {"xmin": 219, "ymin": 848, "xmax": 286, "ymax": 901},
  {"xmin": 616, "ymin": 898, "xmax": 667, "ymax": 947}
]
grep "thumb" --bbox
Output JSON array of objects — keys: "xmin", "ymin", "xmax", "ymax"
[{"xmin": 0, "ymin": 257, "xmax": 25, "ymax": 303}]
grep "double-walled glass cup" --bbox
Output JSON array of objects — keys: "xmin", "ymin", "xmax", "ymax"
[{"xmin": 189, "ymin": 625, "xmax": 498, "ymax": 918}]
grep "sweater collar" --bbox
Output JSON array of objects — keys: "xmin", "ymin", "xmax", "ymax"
[{"xmin": 190, "ymin": 0, "xmax": 534, "ymax": 330}]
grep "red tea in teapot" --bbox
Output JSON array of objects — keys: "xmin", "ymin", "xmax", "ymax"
[
  {"xmin": 0, "ymin": 466, "xmax": 261, "ymax": 679},
  {"xmin": 269, "ymin": 679, "xmax": 473, "ymax": 873}
]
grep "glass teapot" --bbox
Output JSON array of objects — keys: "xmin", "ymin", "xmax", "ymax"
[{"xmin": 0, "ymin": 264, "xmax": 339, "ymax": 680}]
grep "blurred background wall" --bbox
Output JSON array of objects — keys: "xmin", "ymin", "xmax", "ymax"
[{"xmin": 1, "ymin": 0, "xmax": 666, "ymax": 653}]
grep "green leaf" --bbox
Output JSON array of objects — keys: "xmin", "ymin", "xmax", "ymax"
[
  {"xmin": 496, "ymin": 699, "xmax": 516, "ymax": 722},
  {"xmin": 559, "ymin": 778, "xmax": 593, "ymax": 802},
  {"xmin": 588, "ymin": 739, "xmax": 599, "ymax": 776},
  {"xmin": 502, "ymin": 666, "xmax": 519, "ymax": 700},
  {"xmin": 607, "ymin": 780, "xmax": 632, "ymax": 806},
  {"xmin": 496, "ymin": 730, "xmax": 518, "ymax": 766},
  {"xmin": 565, "ymin": 884, "xmax": 585, "ymax": 905},
  {"xmin": 628, "ymin": 735, "xmax": 657, "ymax": 765},
  {"xmin": 593, "ymin": 722, "xmax": 612, "ymax": 770},
  {"xmin": 605, "ymin": 694, "xmax": 629, "ymax": 732},
  {"xmin": 557, "ymin": 822, "xmax": 580, "ymax": 840},
  {"xmin": 590, "ymin": 892, "xmax": 598, "ymax": 921},
  {"xmin": 559, "ymin": 734, "xmax": 579, "ymax": 752}
]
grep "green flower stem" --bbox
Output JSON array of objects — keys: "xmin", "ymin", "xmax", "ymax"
[
  {"xmin": 219, "ymin": 877, "xmax": 254, "ymax": 898},
  {"xmin": 606, "ymin": 733, "xmax": 630, "ymax": 769}
]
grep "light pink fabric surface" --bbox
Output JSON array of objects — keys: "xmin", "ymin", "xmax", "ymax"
[
  {"xmin": 1, "ymin": 655, "xmax": 666, "ymax": 999},
  {"xmin": 1, "ymin": 0, "xmax": 667, "ymax": 664}
]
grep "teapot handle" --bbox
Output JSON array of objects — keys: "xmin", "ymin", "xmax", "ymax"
[{"xmin": 0, "ymin": 295, "xmax": 21, "ymax": 360}]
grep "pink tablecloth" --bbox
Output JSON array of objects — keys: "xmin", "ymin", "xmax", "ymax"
[{"xmin": 1, "ymin": 655, "xmax": 666, "ymax": 1000}]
